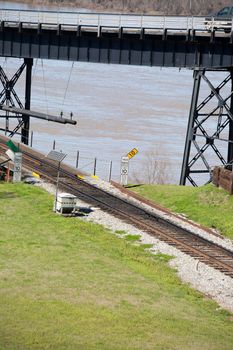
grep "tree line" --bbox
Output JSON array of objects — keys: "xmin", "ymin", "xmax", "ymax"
[{"xmin": 47, "ymin": 0, "xmax": 233, "ymax": 15}]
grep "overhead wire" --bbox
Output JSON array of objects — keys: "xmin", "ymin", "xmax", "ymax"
[
  {"xmin": 61, "ymin": 61, "xmax": 74, "ymax": 113},
  {"xmin": 41, "ymin": 59, "xmax": 49, "ymax": 116}
]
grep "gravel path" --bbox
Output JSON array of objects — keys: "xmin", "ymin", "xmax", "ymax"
[{"xmin": 32, "ymin": 175, "xmax": 233, "ymax": 313}]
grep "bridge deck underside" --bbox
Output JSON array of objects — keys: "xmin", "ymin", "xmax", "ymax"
[{"xmin": 0, "ymin": 29, "xmax": 233, "ymax": 68}]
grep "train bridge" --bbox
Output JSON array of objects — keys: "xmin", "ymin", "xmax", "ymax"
[{"xmin": 0, "ymin": 9, "xmax": 233, "ymax": 185}]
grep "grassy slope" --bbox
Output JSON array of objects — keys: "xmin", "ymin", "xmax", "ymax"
[
  {"xmin": 0, "ymin": 183, "xmax": 233, "ymax": 349},
  {"xmin": 130, "ymin": 183, "xmax": 233, "ymax": 240}
]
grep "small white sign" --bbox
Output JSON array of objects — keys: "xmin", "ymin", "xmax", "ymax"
[
  {"xmin": 13, "ymin": 152, "xmax": 22, "ymax": 183},
  {"xmin": 120, "ymin": 156, "xmax": 129, "ymax": 186},
  {"xmin": 5, "ymin": 149, "xmax": 15, "ymax": 162}
]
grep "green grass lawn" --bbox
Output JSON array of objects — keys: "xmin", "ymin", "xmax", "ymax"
[
  {"xmin": 0, "ymin": 183, "xmax": 233, "ymax": 349},
  {"xmin": 129, "ymin": 183, "xmax": 233, "ymax": 240}
]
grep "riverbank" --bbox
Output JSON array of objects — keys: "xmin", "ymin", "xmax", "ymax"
[{"xmin": 3, "ymin": 0, "xmax": 229, "ymax": 15}]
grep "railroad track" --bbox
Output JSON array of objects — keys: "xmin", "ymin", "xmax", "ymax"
[{"xmin": 1, "ymin": 136, "xmax": 233, "ymax": 278}]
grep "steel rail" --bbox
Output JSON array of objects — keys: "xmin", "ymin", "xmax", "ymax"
[
  {"xmin": 0, "ymin": 138, "xmax": 233, "ymax": 277},
  {"xmin": 23, "ymin": 153, "xmax": 233, "ymax": 276}
]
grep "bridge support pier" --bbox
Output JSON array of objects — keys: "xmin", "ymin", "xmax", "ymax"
[
  {"xmin": 22, "ymin": 58, "xmax": 33, "ymax": 145},
  {"xmin": 180, "ymin": 68, "xmax": 233, "ymax": 186},
  {"xmin": 0, "ymin": 58, "xmax": 33, "ymax": 145}
]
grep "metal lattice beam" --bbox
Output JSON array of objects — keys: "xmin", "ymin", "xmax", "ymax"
[
  {"xmin": 0, "ymin": 59, "xmax": 32, "ymax": 144},
  {"xmin": 180, "ymin": 69, "xmax": 233, "ymax": 186}
]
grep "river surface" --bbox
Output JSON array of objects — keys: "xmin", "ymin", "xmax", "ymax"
[{"xmin": 0, "ymin": 2, "xmax": 228, "ymax": 184}]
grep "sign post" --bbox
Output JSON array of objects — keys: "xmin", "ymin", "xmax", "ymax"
[
  {"xmin": 120, "ymin": 156, "xmax": 129, "ymax": 186},
  {"xmin": 120, "ymin": 147, "xmax": 138, "ymax": 186},
  {"xmin": 13, "ymin": 152, "xmax": 22, "ymax": 182},
  {"xmin": 5, "ymin": 140, "xmax": 22, "ymax": 183},
  {"xmin": 46, "ymin": 150, "xmax": 67, "ymax": 212},
  {"xmin": 121, "ymin": 148, "xmax": 138, "ymax": 186}
]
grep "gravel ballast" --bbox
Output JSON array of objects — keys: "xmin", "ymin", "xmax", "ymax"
[{"xmin": 35, "ymin": 176, "xmax": 233, "ymax": 313}]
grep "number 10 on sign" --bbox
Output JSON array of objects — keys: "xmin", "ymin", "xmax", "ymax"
[{"xmin": 120, "ymin": 156, "xmax": 129, "ymax": 186}]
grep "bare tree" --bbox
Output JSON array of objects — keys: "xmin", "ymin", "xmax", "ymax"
[
  {"xmin": 46, "ymin": 0, "xmax": 233, "ymax": 15},
  {"xmin": 131, "ymin": 148, "xmax": 173, "ymax": 185}
]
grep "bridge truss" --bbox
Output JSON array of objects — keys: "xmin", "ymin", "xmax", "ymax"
[
  {"xmin": 0, "ymin": 58, "xmax": 33, "ymax": 144},
  {"xmin": 180, "ymin": 68, "xmax": 233, "ymax": 186},
  {"xmin": 1, "ymin": 9, "xmax": 233, "ymax": 185}
]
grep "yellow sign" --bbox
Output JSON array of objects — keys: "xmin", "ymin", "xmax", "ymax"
[
  {"xmin": 127, "ymin": 148, "xmax": 138, "ymax": 159},
  {"xmin": 32, "ymin": 172, "xmax": 40, "ymax": 179}
]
